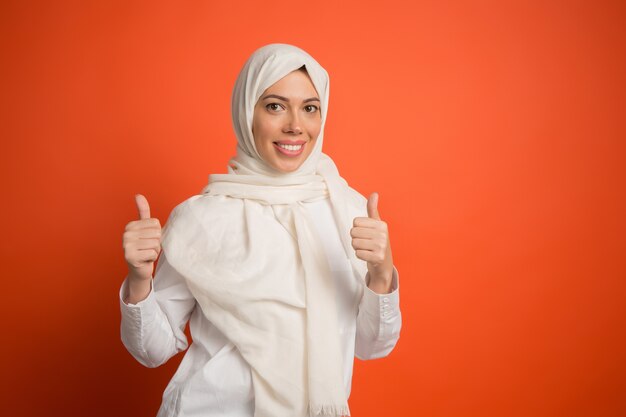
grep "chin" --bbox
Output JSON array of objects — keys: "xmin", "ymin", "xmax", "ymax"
[
  {"xmin": 274, "ymin": 163, "xmax": 301, "ymax": 173},
  {"xmin": 269, "ymin": 157, "xmax": 307, "ymax": 173}
]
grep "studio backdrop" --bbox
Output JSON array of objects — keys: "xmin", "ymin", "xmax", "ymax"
[{"xmin": 1, "ymin": 1, "xmax": 625, "ymax": 416}]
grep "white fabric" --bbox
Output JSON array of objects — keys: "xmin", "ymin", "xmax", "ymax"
[
  {"xmin": 160, "ymin": 44, "xmax": 371, "ymax": 416},
  {"xmin": 120, "ymin": 198, "xmax": 402, "ymax": 417}
]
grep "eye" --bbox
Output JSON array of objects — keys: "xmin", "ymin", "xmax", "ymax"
[
  {"xmin": 266, "ymin": 103, "xmax": 284, "ymax": 112},
  {"xmin": 304, "ymin": 105, "xmax": 319, "ymax": 113}
]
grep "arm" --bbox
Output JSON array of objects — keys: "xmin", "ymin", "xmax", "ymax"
[
  {"xmin": 355, "ymin": 267, "xmax": 401, "ymax": 360},
  {"xmin": 120, "ymin": 252, "xmax": 196, "ymax": 368},
  {"xmin": 350, "ymin": 192, "xmax": 401, "ymax": 359}
]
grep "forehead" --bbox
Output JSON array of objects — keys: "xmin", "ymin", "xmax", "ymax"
[{"xmin": 262, "ymin": 69, "xmax": 319, "ymax": 98}]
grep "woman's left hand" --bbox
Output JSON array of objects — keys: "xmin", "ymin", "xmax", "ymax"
[{"xmin": 350, "ymin": 192, "xmax": 394, "ymax": 293}]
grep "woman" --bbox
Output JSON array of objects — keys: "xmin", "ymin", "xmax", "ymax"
[{"xmin": 120, "ymin": 43, "xmax": 401, "ymax": 417}]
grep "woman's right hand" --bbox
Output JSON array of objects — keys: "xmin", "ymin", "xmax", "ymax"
[{"xmin": 123, "ymin": 194, "xmax": 162, "ymax": 283}]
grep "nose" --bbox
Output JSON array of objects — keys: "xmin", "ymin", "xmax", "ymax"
[{"xmin": 283, "ymin": 110, "xmax": 303, "ymax": 135}]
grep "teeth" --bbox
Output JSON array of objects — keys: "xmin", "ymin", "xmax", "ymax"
[{"xmin": 277, "ymin": 143, "xmax": 303, "ymax": 151}]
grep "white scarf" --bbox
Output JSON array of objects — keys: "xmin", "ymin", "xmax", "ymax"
[{"xmin": 161, "ymin": 44, "xmax": 367, "ymax": 417}]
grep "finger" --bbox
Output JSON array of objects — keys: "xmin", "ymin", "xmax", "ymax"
[
  {"xmin": 126, "ymin": 247, "xmax": 159, "ymax": 264},
  {"xmin": 132, "ymin": 238, "xmax": 161, "ymax": 251},
  {"xmin": 123, "ymin": 238, "xmax": 160, "ymax": 253},
  {"xmin": 135, "ymin": 245, "xmax": 161, "ymax": 260},
  {"xmin": 350, "ymin": 227, "xmax": 384, "ymax": 239},
  {"xmin": 123, "ymin": 228, "xmax": 162, "ymax": 240},
  {"xmin": 135, "ymin": 194, "xmax": 151, "ymax": 220},
  {"xmin": 353, "ymin": 217, "xmax": 387, "ymax": 230},
  {"xmin": 134, "ymin": 249, "xmax": 159, "ymax": 263},
  {"xmin": 355, "ymin": 249, "xmax": 384, "ymax": 264},
  {"xmin": 367, "ymin": 192, "xmax": 381, "ymax": 220},
  {"xmin": 351, "ymin": 238, "xmax": 379, "ymax": 251},
  {"xmin": 125, "ymin": 218, "xmax": 161, "ymax": 231}
]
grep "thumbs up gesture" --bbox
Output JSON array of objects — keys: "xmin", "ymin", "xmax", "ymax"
[
  {"xmin": 350, "ymin": 192, "xmax": 394, "ymax": 293},
  {"xmin": 122, "ymin": 194, "xmax": 162, "ymax": 283}
]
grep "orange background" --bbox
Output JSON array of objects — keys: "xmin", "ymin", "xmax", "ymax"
[{"xmin": 1, "ymin": 0, "xmax": 625, "ymax": 416}]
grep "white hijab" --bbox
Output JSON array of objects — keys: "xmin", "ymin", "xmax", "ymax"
[{"xmin": 162, "ymin": 44, "xmax": 367, "ymax": 417}]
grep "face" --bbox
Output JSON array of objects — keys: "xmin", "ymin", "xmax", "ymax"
[{"xmin": 252, "ymin": 69, "xmax": 322, "ymax": 173}]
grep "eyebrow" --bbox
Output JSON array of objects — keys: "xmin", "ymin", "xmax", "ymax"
[{"xmin": 261, "ymin": 94, "xmax": 320, "ymax": 103}]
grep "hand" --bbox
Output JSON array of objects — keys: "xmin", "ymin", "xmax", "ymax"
[
  {"xmin": 122, "ymin": 194, "xmax": 162, "ymax": 282},
  {"xmin": 350, "ymin": 192, "xmax": 394, "ymax": 291}
]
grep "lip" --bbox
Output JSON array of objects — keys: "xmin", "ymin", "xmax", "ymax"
[{"xmin": 273, "ymin": 140, "xmax": 306, "ymax": 157}]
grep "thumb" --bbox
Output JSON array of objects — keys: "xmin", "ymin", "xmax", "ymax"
[
  {"xmin": 135, "ymin": 194, "xmax": 151, "ymax": 220},
  {"xmin": 367, "ymin": 192, "xmax": 381, "ymax": 220}
]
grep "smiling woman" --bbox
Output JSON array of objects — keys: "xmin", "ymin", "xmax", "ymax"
[{"xmin": 120, "ymin": 44, "xmax": 401, "ymax": 417}]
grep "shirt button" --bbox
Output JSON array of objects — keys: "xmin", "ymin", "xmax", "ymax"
[{"xmin": 383, "ymin": 297, "xmax": 389, "ymax": 303}]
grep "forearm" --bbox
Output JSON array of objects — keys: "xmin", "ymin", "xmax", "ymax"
[
  {"xmin": 355, "ymin": 267, "xmax": 401, "ymax": 359},
  {"xmin": 119, "ymin": 263, "xmax": 193, "ymax": 368},
  {"xmin": 120, "ymin": 279, "xmax": 180, "ymax": 367}
]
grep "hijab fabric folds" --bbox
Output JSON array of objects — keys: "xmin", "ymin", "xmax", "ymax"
[{"xmin": 161, "ymin": 44, "xmax": 367, "ymax": 417}]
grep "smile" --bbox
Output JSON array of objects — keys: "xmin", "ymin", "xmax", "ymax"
[{"xmin": 273, "ymin": 141, "xmax": 306, "ymax": 156}]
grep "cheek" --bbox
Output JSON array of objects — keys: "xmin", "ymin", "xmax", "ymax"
[
  {"xmin": 252, "ymin": 117, "xmax": 274, "ymax": 146},
  {"xmin": 305, "ymin": 117, "xmax": 322, "ymax": 139},
  {"xmin": 313, "ymin": 125, "xmax": 321, "ymax": 139}
]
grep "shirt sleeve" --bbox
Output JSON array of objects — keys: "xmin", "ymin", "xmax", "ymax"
[
  {"xmin": 119, "ymin": 252, "xmax": 196, "ymax": 368},
  {"xmin": 354, "ymin": 266, "xmax": 402, "ymax": 360}
]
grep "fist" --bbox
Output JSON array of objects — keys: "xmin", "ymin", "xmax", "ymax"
[
  {"xmin": 350, "ymin": 192, "xmax": 394, "ymax": 285},
  {"xmin": 122, "ymin": 194, "xmax": 162, "ymax": 281}
]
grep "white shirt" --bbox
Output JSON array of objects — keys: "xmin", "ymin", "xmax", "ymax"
[{"xmin": 120, "ymin": 198, "xmax": 401, "ymax": 417}]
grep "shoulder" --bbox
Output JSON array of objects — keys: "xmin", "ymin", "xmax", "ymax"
[
  {"xmin": 161, "ymin": 194, "xmax": 251, "ymax": 266},
  {"xmin": 167, "ymin": 194, "xmax": 243, "ymax": 224},
  {"xmin": 163, "ymin": 194, "xmax": 246, "ymax": 243},
  {"xmin": 343, "ymin": 184, "xmax": 368, "ymax": 218},
  {"xmin": 345, "ymin": 185, "xmax": 367, "ymax": 207},
  {"xmin": 321, "ymin": 154, "xmax": 368, "ymax": 216}
]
